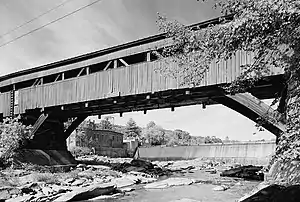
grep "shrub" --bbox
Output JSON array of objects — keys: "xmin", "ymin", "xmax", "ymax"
[
  {"xmin": 69, "ymin": 146, "xmax": 92, "ymax": 157},
  {"xmin": 31, "ymin": 173, "xmax": 59, "ymax": 184},
  {"xmin": 0, "ymin": 117, "xmax": 33, "ymax": 164}
]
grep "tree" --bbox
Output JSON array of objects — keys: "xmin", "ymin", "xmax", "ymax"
[
  {"xmin": 0, "ymin": 117, "xmax": 33, "ymax": 163},
  {"xmin": 75, "ymin": 119, "xmax": 95, "ymax": 147},
  {"xmin": 173, "ymin": 129, "xmax": 191, "ymax": 145},
  {"xmin": 146, "ymin": 121, "xmax": 156, "ymax": 129},
  {"xmin": 204, "ymin": 136, "xmax": 212, "ymax": 144},
  {"xmin": 165, "ymin": 129, "xmax": 191, "ymax": 146},
  {"xmin": 125, "ymin": 118, "xmax": 141, "ymax": 140},
  {"xmin": 190, "ymin": 136, "xmax": 205, "ymax": 145},
  {"xmin": 142, "ymin": 121, "xmax": 166, "ymax": 145},
  {"xmin": 98, "ymin": 116, "xmax": 113, "ymax": 130},
  {"xmin": 157, "ymin": 1, "xmax": 300, "ymax": 162}
]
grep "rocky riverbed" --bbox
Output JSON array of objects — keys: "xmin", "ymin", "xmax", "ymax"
[{"xmin": 0, "ymin": 156, "xmax": 281, "ymax": 201}]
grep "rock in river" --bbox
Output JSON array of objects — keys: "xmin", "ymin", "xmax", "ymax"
[
  {"xmin": 145, "ymin": 178, "xmax": 194, "ymax": 189},
  {"xmin": 220, "ymin": 165, "xmax": 264, "ymax": 181},
  {"xmin": 212, "ymin": 185, "xmax": 229, "ymax": 191},
  {"xmin": 54, "ymin": 183, "xmax": 116, "ymax": 202}
]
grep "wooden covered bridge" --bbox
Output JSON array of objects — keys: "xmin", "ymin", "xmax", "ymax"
[{"xmin": 0, "ymin": 17, "xmax": 286, "ymax": 151}]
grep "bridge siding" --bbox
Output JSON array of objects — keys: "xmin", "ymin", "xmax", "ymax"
[
  {"xmin": 1, "ymin": 50, "xmax": 282, "ymax": 116},
  {"xmin": 15, "ymin": 52, "xmax": 252, "ymax": 114}
]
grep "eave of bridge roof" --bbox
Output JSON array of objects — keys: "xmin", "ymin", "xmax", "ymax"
[{"xmin": 0, "ymin": 15, "xmax": 233, "ymax": 84}]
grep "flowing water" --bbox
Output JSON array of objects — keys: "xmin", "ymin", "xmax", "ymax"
[{"xmin": 89, "ymin": 170, "xmax": 260, "ymax": 202}]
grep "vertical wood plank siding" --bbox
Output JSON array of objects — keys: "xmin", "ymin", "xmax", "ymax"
[
  {"xmin": 8, "ymin": 51, "xmax": 282, "ymax": 115},
  {"xmin": 0, "ymin": 92, "xmax": 11, "ymax": 117}
]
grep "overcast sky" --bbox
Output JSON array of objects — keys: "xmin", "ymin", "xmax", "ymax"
[{"xmin": 0, "ymin": 0, "xmax": 275, "ymax": 141}]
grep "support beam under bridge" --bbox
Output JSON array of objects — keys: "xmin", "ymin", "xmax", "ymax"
[{"xmin": 213, "ymin": 93, "xmax": 286, "ymax": 137}]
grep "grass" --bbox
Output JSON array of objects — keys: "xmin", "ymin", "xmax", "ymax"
[{"xmin": 31, "ymin": 173, "xmax": 60, "ymax": 184}]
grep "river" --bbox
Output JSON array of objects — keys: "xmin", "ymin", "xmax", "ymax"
[{"xmin": 89, "ymin": 169, "xmax": 260, "ymax": 202}]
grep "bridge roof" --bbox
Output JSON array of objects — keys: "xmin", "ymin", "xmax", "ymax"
[{"xmin": 0, "ymin": 15, "xmax": 232, "ymax": 83}]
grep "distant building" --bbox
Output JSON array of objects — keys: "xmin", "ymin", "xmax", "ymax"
[{"xmin": 67, "ymin": 128, "xmax": 126, "ymax": 157}]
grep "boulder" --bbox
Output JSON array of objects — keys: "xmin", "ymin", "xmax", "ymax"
[
  {"xmin": 41, "ymin": 186, "xmax": 53, "ymax": 195},
  {"xmin": 273, "ymin": 185, "xmax": 300, "ymax": 202},
  {"xmin": 220, "ymin": 165, "xmax": 264, "ymax": 181},
  {"xmin": 139, "ymin": 177, "xmax": 157, "ymax": 184},
  {"xmin": 87, "ymin": 165, "xmax": 110, "ymax": 170},
  {"xmin": 212, "ymin": 185, "xmax": 229, "ymax": 191},
  {"xmin": 77, "ymin": 164, "xmax": 87, "ymax": 169},
  {"xmin": 112, "ymin": 177, "xmax": 136, "ymax": 188},
  {"xmin": 144, "ymin": 181, "xmax": 169, "ymax": 189},
  {"xmin": 145, "ymin": 178, "xmax": 194, "ymax": 189},
  {"xmin": 71, "ymin": 179, "xmax": 87, "ymax": 186},
  {"xmin": 239, "ymin": 184, "xmax": 285, "ymax": 202},
  {"xmin": 87, "ymin": 193, "xmax": 123, "ymax": 201},
  {"xmin": 124, "ymin": 166, "xmax": 145, "ymax": 172},
  {"xmin": 65, "ymin": 178, "xmax": 76, "ymax": 184},
  {"xmin": 19, "ymin": 183, "xmax": 38, "ymax": 195},
  {"xmin": 119, "ymin": 187, "xmax": 135, "ymax": 193},
  {"xmin": 5, "ymin": 195, "xmax": 34, "ymax": 202},
  {"xmin": 130, "ymin": 159, "xmax": 154, "ymax": 170},
  {"xmin": 0, "ymin": 186, "xmax": 21, "ymax": 200},
  {"xmin": 54, "ymin": 183, "xmax": 116, "ymax": 202},
  {"xmin": 165, "ymin": 178, "xmax": 194, "ymax": 187}
]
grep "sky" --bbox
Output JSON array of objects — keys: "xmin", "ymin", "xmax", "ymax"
[{"xmin": 0, "ymin": 0, "xmax": 276, "ymax": 141}]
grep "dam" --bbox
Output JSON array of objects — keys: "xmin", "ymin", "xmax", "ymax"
[{"xmin": 135, "ymin": 141, "xmax": 276, "ymax": 165}]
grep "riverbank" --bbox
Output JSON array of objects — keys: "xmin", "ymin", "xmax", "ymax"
[{"xmin": 0, "ymin": 155, "xmax": 269, "ymax": 201}]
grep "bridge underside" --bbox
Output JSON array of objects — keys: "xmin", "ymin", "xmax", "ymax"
[{"xmin": 20, "ymin": 75, "xmax": 285, "ymax": 152}]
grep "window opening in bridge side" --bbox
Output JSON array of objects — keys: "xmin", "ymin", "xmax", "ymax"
[
  {"xmin": 90, "ymin": 61, "xmax": 113, "ymax": 73},
  {"xmin": 121, "ymin": 52, "xmax": 148, "ymax": 66},
  {"xmin": 0, "ymin": 85, "xmax": 13, "ymax": 93},
  {"xmin": 15, "ymin": 78, "xmax": 38, "ymax": 90},
  {"xmin": 64, "ymin": 68, "xmax": 86, "ymax": 80},
  {"xmin": 43, "ymin": 73, "xmax": 61, "ymax": 84}
]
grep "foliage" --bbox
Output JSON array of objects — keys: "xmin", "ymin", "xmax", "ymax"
[
  {"xmin": 0, "ymin": 117, "xmax": 33, "ymax": 163},
  {"xmin": 167, "ymin": 129, "xmax": 191, "ymax": 146},
  {"xmin": 69, "ymin": 146, "xmax": 92, "ymax": 157},
  {"xmin": 31, "ymin": 173, "xmax": 60, "ymax": 184},
  {"xmin": 204, "ymin": 136, "xmax": 223, "ymax": 144},
  {"xmin": 98, "ymin": 116, "xmax": 113, "ymax": 130},
  {"xmin": 156, "ymin": 0, "xmax": 300, "ymax": 161},
  {"xmin": 190, "ymin": 136, "xmax": 205, "ymax": 145},
  {"xmin": 142, "ymin": 121, "xmax": 166, "ymax": 145},
  {"xmin": 75, "ymin": 130, "xmax": 93, "ymax": 148},
  {"xmin": 125, "ymin": 118, "xmax": 141, "ymax": 140}
]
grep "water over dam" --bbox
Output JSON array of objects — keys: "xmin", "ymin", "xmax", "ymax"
[{"xmin": 135, "ymin": 141, "xmax": 276, "ymax": 165}]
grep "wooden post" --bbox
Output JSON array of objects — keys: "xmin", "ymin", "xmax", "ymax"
[
  {"xmin": 54, "ymin": 74, "xmax": 61, "ymax": 82},
  {"xmin": 119, "ymin": 59, "xmax": 129, "ymax": 66},
  {"xmin": 86, "ymin": 67, "xmax": 90, "ymax": 75},
  {"xmin": 62, "ymin": 72, "xmax": 65, "ymax": 80},
  {"xmin": 77, "ymin": 68, "xmax": 85, "ymax": 77},
  {"xmin": 146, "ymin": 52, "xmax": 151, "ymax": 62},
  {"xmin": 10, "ymin": 84, "xmax": 15, "ymax": 117},
  {"xmin": 114, "ymin": 60, "xmax": 118, "ymax": 69},
  {"xmin": 104, "ymin": 61, "xmax": 112, "ymax": 71}
]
